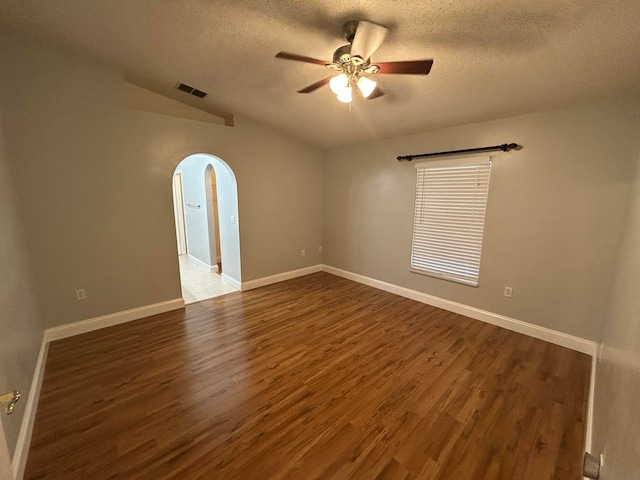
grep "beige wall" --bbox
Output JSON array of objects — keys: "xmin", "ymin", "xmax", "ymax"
[
  {"xmin": 4, "ymin": 27, "xmax": 640, "ymax": 477},
  {"xmin": 592, "ymin": 145, "xmax": 640, "ymax": 478},
  {"xmin": 0, "ymin": 30, "xmax": 322, "ymax": 462},
  {"xmin": 0, "ymin": 31, "xmax": 323, "ymax": 334},
  {"xmin": 323, "ymin": 101, "xmax": 640, "ymax": 340}
]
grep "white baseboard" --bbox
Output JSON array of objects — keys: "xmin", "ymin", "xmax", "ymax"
[
  {"xmin": 187, "ymin": 254, "xmax": 218, "ymax": 273},
  {"xmin": 322, "ymin": 265, "xmax": 597, "ymax": 356},
  {"xmin": 585, "ymin": 354, "xmax": 597, "ymax": 453},
  {"xmin": 241, "ymin": 265, "xmax": 323, "ymax": 291},
  {"xmin": 11, "ymin": 268, "xmax": 597, "ymax": 478},
  {"xmin": 11, "ymin": 298, "xmax": 184, "ymax": 477},
  {"xmin": 12, "ymin": 337, "xmax": 49, "ymax": 480},
  {"xmin": 221, "ymin": 273, "xmax": 241, "ymax": 291},
  {"xmin": 322, "ymin": 264, "xmax": 598, "ymax": 459},
  {"xmin": 45, "ymin": 298, "xmax": 185, "ymax": 342}
]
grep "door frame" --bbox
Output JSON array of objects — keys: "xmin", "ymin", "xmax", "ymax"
[
  {"xmin": 172, "ymin": 172, "xmax": 187, "ymax": 256},
  {"xmin": 0, "ymin": 420, "xmax": 14, "ymax": 480}
]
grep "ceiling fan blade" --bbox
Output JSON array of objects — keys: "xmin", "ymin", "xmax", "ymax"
[
  {"xmin": 367, "ymin": 87, "xmax": 384, "ymax": 99},
  {"xmin": 275, "ymin": 51, "xmax": 330, "ymax": 66},
  {"xmin": 374, "ymin": 60, "xmax": 434, "ymax": 75},
  {"xmin": 350, "ymin": 21, "xmax": 389, "ymax": 62},
  {"xmin": 297, "ymin": 77, "xmax": 332, "ymax": 93}
]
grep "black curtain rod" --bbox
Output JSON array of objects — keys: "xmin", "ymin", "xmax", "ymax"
[{"xmin": 397, "ymin": 143, "xmax": 520, "ymax": 162}]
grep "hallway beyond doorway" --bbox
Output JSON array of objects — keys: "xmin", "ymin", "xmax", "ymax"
[{"xmin": 178, "ymin": 255, "xmax": 237, "ymax": 303}]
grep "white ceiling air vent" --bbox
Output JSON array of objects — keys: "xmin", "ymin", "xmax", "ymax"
[{"xmin": 175, "ymin": 82, "xmax": 208, "ymax": 99}]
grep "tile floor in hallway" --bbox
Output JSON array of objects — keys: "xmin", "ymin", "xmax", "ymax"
[{"xmin": 178, "ymin": 254, "xmax": 238, "ymax": 303}]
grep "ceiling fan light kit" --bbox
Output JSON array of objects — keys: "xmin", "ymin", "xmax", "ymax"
[
  {"xmin": 330, "ymin": 72, "xmax": 376, "ymax": 101},
  {"xmin": 276, "ymin": 20, "xmax": 434, "ymax": 104},
  {"xmin": 357, "ymin": 76, "xmax": 377, "ymax": 98},
  {"xmin": 337, "ymin": 88, "xmax": 353, "ymax": 103},
  {"xmin": 329, "ymin": 74, "xmax": 349, "ymax": 94}
]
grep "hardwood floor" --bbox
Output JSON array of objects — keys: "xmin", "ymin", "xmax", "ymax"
[{"xmin": 25, "ymin": 272, "xmax": 591, "ymax": 479}]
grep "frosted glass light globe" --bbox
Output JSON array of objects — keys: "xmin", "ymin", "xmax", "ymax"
[
  {"xmin": 357, "ymin": 76, "xmax": 377, "ymax": 98},
  {"xmin": 329, "ymin": 74, "xmax": 349, "ymax": 95},
  {"xmin": 336, "ymin": 87, "xmax": 353, "ymax": 103}
]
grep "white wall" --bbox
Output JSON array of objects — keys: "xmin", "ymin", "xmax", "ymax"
[
  {"xmin": 174, "ymin": 154, "xmax": 242, "ymax": 282},
  {"xmin": 591, "ymin": 144, "xmax": 640, "ymax": 478},
  {"xmin": 175, "ymin": 157, "xmax": 218, "ymax": 268},
  {"xmin": 323, "ymin": 100, "xmax": 640, "ymax": 341},
  {"xmin": 0, "ymin": 31, "xmax": 323, "ymax": 333}
]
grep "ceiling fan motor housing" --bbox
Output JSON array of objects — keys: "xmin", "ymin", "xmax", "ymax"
[
  {"xmin": 342, "ymin": 20, "xmax": 358, "ymax": 43},
  {"xmin": 332, "ymin": 44, "xmax": 352, "ymax": 64},
  {"xmin": 332, "ymin": 44, "xmax": 371, "ymax": 70}
]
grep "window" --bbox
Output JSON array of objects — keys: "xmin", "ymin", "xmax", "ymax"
[{"xmin": 410, "ymin": 157, "xmax": 492, "ymax": 287}]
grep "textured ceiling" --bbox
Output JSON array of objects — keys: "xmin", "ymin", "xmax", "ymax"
[{"xmin": 2, "ymin": 0, "xmax": 640, "ymax": 148}]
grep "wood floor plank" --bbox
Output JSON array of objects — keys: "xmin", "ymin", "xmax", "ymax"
[{"xmin": 25, "ymin": 272, "xmax": 590, "ymax": 479}]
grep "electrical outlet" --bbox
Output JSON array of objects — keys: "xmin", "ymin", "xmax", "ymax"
[
  {"xmin": 301, "ymin": 249, "xmax": 306, "ymax": 256},
  {"xmin": 230, "ymin": 215, "xmax": 236, "ymax": 224},
  {"xmin": 318, "ymin": 246, "xmax": 323, "ymax": 253},
  {"xmin": 504, "ymin": 286, "xmax": 513, "ymax": 298},
  {"xmin": 76, "ymin": 288, "xmax": 86, "ymax": 300}
]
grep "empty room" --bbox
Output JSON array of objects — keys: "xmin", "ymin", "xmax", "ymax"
[{"xmin": 1, "ymin": 1, "xmax": 639, "ymax": 479}]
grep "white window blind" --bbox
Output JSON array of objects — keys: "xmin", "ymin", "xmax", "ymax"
[{"xmin": 410, "ymin": 157, "xmax": 492, "ymax": 287}]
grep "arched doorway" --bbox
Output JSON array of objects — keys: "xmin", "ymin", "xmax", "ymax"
[{"xmin": 172, "ymin": 153, "xmax": 241, "ymax": 303}]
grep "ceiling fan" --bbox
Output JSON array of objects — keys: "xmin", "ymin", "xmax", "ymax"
[{"xmin": 276, "ymin": 20, "xmax": 434, "ymax": 103}]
